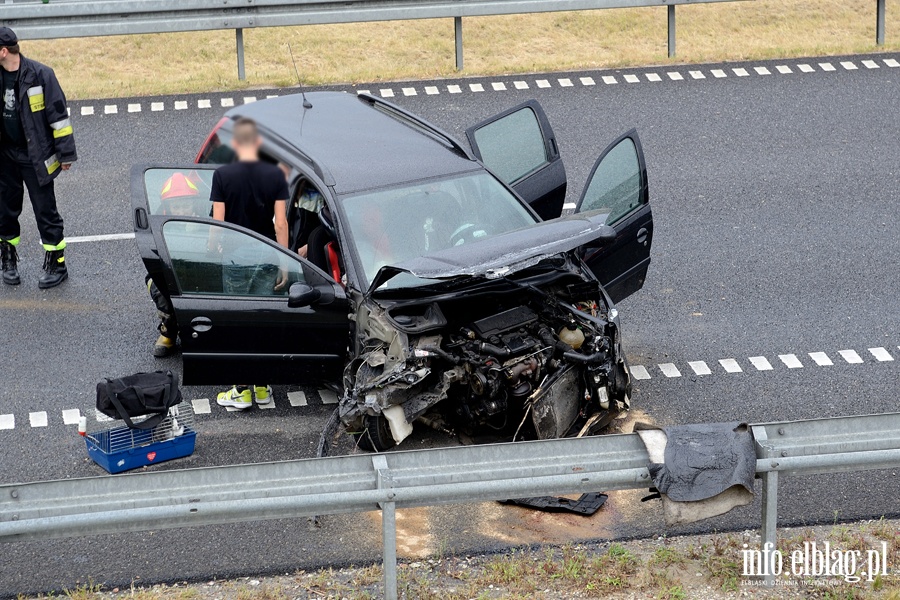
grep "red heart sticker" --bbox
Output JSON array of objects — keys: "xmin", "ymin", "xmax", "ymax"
[{"xmin": 147, "ymin": 452, "xmax": 157, "ymax": 461}]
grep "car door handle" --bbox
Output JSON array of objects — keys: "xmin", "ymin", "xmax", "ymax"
[
  {"xmin": 637, "ymin": 227, "xmax": 649, "ymax": 246},
  {"xmin": 191, "ymin": 316, "xmax": 213, "ymax": 333}
]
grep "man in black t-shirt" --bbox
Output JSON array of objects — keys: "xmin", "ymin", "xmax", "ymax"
[{"xmin": 211, "ymin": 117, "xmax": 289, "ymax": 410}]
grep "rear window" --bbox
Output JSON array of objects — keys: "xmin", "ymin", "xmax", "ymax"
[{"xmin": 197, "ymin": 123, "xmax": 236, "ymax": 164}]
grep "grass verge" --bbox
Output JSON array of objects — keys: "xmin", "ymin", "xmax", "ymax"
[
  {"xmin": 18, "ymin": 0, "xmax": 900, "ymax": 100},
  {"xmin": 20, "ymin": 518, "xmax": 900, "ymax": 599}
]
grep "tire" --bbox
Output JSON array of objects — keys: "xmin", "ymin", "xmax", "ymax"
[{"xmin": 355, "ymin": 415, "xmax": 396, "ymax": 452}]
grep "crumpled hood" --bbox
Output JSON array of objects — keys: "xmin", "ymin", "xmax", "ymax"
[{"xmin": 369, "ymin": 210, "xmax": 614, "ymax": 292}]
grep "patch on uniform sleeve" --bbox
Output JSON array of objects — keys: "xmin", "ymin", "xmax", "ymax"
[{"xmin": 27, "ymin": 86, "xmax": 45, "ymax": 112}]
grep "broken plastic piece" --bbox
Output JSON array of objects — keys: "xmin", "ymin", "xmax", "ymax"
[{"xmin": 499, "ymin": 492, "xmax": 608, "ymax": 515}]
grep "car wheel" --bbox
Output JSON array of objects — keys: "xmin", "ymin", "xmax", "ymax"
[{"xmin": 356, "ymin": 415, "xmax": 396, "ymax": 452}]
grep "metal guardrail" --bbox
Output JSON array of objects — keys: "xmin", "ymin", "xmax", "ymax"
[
  {"xmin": 4, "ymin": 0, "xmax": 888, "ymax": 80},
  {"xmin": 1, "ymin": 412, "xmax": 899, "ymax": 598}
]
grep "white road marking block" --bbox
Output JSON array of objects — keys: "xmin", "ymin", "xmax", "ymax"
[
  {"xmin": 779, "ymin": 354, "xmax": 803, "ymax": 369},
  {"xmin": 127, "ymin": 103, "xmax": 141, "ymax": 113},
  {"xmin": 688, "ymin": 361, "xmax": 711, "ymax": 376},
  {"xmin": 754, "ymin": 66, "xmax": 771, "ymax": 75},
  {"xmin": 689, "ymin": 70, "xmax": 705, "ymax": 79},
  {"xmin": 624, "ymin": 74, "xmax": 640, "ymax": 83},
  {"xmin": 67, "ymin": 232, "xmax": 135, "ymax": 243},
  {"xmin": 62, "ymin": 409, "xmax": 81, "ymax": 425},
  {"xmin": 536, "ymin": 79, "xmax": 551, "ymax": 88},
  {"xmin": 288, "ymin": 391, "xmax": 308, "ymax": 407},
  {"xmin": 513, "ymin": 81, "xmax": 529, "ymax": 89},
  {"xmin": 711, "ymin": 69, "xmax": 726, "ymax": 78},
  {"xmin": 81, "ymin": 106, "xmax": 94, "ymax": 116},
  {"xmin": 356, "ymin": 89, "xmax": 370, "ymax": 95},
  {"xmin": 191, "ymin": 398, "xmax": 211, "ymax": 415},
  {"xmin": 884, "ymin": 58, "xmax": 900, "ymax": 67},
  {"xmin": 402, "ymin": 87, "xmax": 417, "ymax": 96},
  {"xmin": 469, "ymin": 83, "xmax": 485, "ymax": 92},
  {"xmin": 667, "ymin": 72, "xmax": 683, "ymax": 81},
  {"xmin": 221, "ymin": 97, "xmax": 235, "ymax": 107},
  {"xmin": 562, "ymin": 202, "xmax": 576, "ymax": 210},
  {"xmin": 198, "ymin": 99, "xmax": 212, "ymax": 108},
  {"xmin": 630, "ymin": 365, "xmax": 651, "ymax": 380},
  {"xmin": 492, "ymin": 82, "xmax": 507, "ymax": 91},
  {"xmin": 840, "ymin": 61, "xmax": 858, "ymax": 70},
  {"xmin": 862, "ymin": 60, "xmax": 879, "ymax": 69},
  {"xmin": 424, "ymin": 86, "xmax": 439, "ymax": 95},
  {"xmin": 819, "ymin": 62, "xmax": 836, "ymax": 71},
  {"xmin": 319, "ymin": 390, "xmax": 339, "ymax": 405},
  {"xmin": 447, "ymin": 84, "xmax": 462, "ymax": 94},
  {"xmin": 257, "ymin": 398, "xmax": 276, "ymax": 410},
  {"xmin": 380, "ymin": 89, "xmax": 394, "ymax": 98},
  {"xmin": 174, "ymin": 101, "xmax": 188, "ymax": 110},
  {"xmin": 558, "ymin": 78, "xmax": 573, "ymax": 87},
  {"xmin": 719, "ymin": 358, "xmax": 743, "ymax": 373},
  {"xmin": 749, "ymin": 356, "xmax": 773, "ymax": 371},
  {"xmin": 838, "ymin": 349, "xmax": 863, "ymax": 364},
  {"xmin": 580, "ymin": 77, "xmax": 595, "ymax": 86},
  {"xmin": 776, "ymin": 65, "xmax": 793, "ymax": 74},
  {"xmin": 645, "ymin": 73, "xmax": 662, "ymax": 82},
  {"xmin": 30, "ymin": 412, "xmax": 48, "ymax": 428},
  {"xmin": 0, "ymin": 414, "xmax": 14, "ymax": 430},
  {"xmin": 733, "ymin": 68, "xmax": 749, "ymax": 77},
  {"xmin": 798, "ymin": 64, "xmax": 814, "ymax": 73},
  {"xmin": 104, "ymin": 105, "xmax": 118, "ymax": 114},
  {"xmin": 658, "ymin": 363, "xmax": 681, "ymax": 378},
  {"xmin": 243, "ymin": 96, "xmax": 257, "ymax": 104},
  {"xmin": 225, "ymin": 406, "xmax": 242, "ymax": 412},
  {"xmin": 602, "ymin": 75, "xmax": 617, "ymax": 84},
  {"xmin": 808, "ymin": 352, "xmax": 833, "ymax": 366},
  {"xmin": 151, "ymin": 102, "xmax": 164, "ymax": 112},
  {"xmin": 266, "ymin": 94, "xmax": 279, "ymax": 99},
  {"xmin": 869, "ymin": 347, "xmax": 894, "ymax": 361}
]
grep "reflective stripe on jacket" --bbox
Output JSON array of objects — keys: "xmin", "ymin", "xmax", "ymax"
[{"xmin": 0, "ymin": 55, "xmax": 77, "ymax": 186}]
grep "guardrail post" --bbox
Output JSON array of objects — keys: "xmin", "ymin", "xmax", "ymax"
[
  {"xmin": 667, "ymin": 5, "xmax": 676, "ymax": 58},
  {"xmin": 236, "ymin": 28, "xmax": 246, "ymax": 81},
  {"xmin": 753, "ymin": 426, "xmax": 778, "ymax": 586},
  {"xmin": 374, "ymin": 455, "xmax": 398, "ymax": 600},
  {"xmin": 877, "ymin": 0, "xmax": 886, "ymax": 45},
  {"xmin": 455, "ymin": 17, "xmax": 464, "ymax": 71}
]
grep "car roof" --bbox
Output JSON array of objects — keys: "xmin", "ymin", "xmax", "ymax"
[{"xmin": 226, "ymin": 91, "xmax": 479, "ymax": 195}]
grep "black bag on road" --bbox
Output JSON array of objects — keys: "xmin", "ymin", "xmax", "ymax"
[{"xmin": 96, "ymin": 370, "xmax": 183, "ymax": 430}]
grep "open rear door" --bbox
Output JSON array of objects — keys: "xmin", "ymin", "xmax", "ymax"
[
  {"xmin": 575, "ymin": 131, "xmax": 653, "ymax": 304},
  {"xmin": 465, "ymin": 100, "xmax": 566, "ymax": 219}
]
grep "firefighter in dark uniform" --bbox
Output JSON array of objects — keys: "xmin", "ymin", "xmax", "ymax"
[{"xmin": 0, "ymin": 27, "xmax": 76, "ymax": 289}]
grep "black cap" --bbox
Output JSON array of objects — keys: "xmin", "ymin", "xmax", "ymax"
[{"xmin": 0, "ymin": 28, "xmax": 18, "ymax": 47}]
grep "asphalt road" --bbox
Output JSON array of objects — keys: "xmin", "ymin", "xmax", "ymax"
[{"xmin": 1, "ymin": 53, "xmax": 899, "ymax": 596}]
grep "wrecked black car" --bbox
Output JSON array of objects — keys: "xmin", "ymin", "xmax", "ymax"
[{"xmin": 132, "ymin": 91, "xmax": 654, "ymax": 451}]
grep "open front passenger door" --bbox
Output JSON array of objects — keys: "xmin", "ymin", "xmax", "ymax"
[
  {"xmin": 574, "ymin": 131, "xmax": 653, "ymax": 304},
  {"xmin": 131, "ymin": 166, "xmax": 349, "ymax": 386},
  {"xmin": 465, "ymin": 100, "xmax": 567, "ymax": 220}
]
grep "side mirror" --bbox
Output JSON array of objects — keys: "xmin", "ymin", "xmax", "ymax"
[{"xmin": 288, "ymin": 282, "xmax": 321, "ymax": 308}]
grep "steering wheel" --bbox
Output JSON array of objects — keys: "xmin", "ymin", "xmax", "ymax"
[{"xmin": 450, "ymin": 223, "xmax": 486, "ymax": 247}]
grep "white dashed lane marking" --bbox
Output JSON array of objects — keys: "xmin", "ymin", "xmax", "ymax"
[
  {"xmin": 659, "ymin": 363, "xmax": 682, "ymax": 378},
  {"xmin": 29, "ymin": 412, "xmax": 48, "ymax": 428},
  {"xmin": 104, "ymin": 105, "xmax": 117, "ymax": 114},
  {"xmin": 749, "ymin": 356, "xmax": 774, "ymax": 371},
  {"xmin": 602, "ymin": 75, "xmax": 617, "ymax": 84},
  {"xmin": 668, "ymin": 72, "xmax": 684, "ymax": 81},
  {"xmin": 580, "ymin": 77, "xmax": 595, "ymax": 86},
  {"xmin": 558, "ymin": 78, "xmax": 573, "ymax": 87},
  {"xmin": 221, "ymin": 97, "xmax": 235, "ymax": 107},
  {"xmin": 819, "ymin": 62, "xmax": 836, "ymax": 71},
  {"xmin": 380, "ymin": 88, "xmax": 394, "ymax": 98},
  {"xmin": 536, "ymin": 79, "xmax": 551, "ymax": 88},
  {"xmin": 624, "ymin": 74, "xmax": 640, "ymax": 83},
  {"xmin": 839, "ymin": 349, "xmax": 863, "ymax": 364},
  {"xmin": 809, "ymin": 352, "xmax": 834, "ymax": 366},
  {"xmin": 779, "ymin": 354, "xmax": 804, "ymax": 369},
  {"xmin": 243, "ymin": 96, "xmax": 257, "ymax": 104},
  {"xmin": 447, "ymin": 84, "xmax": 462, "ymax": 94},
  {"xmin": 492, "ymin": 82, "xmax": 507, "ymax": 91},
  {"xmin": 885, "ymin": 58, "xmax": 900, "ymax": 67},
  {"xmin": 257, "ymin": 399, "xmax": 277, "ymax": 410},
  {"xmin": 711, "ymin": 69, "xmax": 727, "ymax": 78},
  {"xmin": 127, "ymin": 103, "xmax": 141, "ymax": 113},
  {"xmin": 319, "ymin": 390, "xmax": 340, "ymax": 405},
  {"xmin": 424, "ymin": 86, "xmax": 439, "ymax": 95},
  {"xmin": 733, "ymin": 68, "xmax": 749, "ymax": 77},
  {"xmin": 469, "ymin": 83, "xmax": 484, "ymax": 92},
  {"xmin": 198, "ymin": 99, "xmax": 212, "ymax": 108},
  {"xmin": 688, "ymin": 361, "xmax": 711, "ymax": 376},
  {"xmin": 191, "ymin": 398, "xmax": 211, "ymax": 415},
  {"xmin": 869, "ymin": 347, "xmax": 894, "ymax": 361},
  {"xmin": 288, "ymin": 391, "xmax": 308, "ymax": 407},
  {"xmin": 402, "ymin": 87, "xmax": 417, "ymax": 96},
  {"xmin": 514, "ymin": 81, "xmax": 529, "ymax": 90},
  {"xmin": 754, "ymin": 66, "xmax": 771, "ymax": 75},
  {"xmin": 62, "ymin": 409, "xmax": 82, "ymax": 425},
  {"xmin": 862, "ymin": 60, "xmax": 879, "ymax": 69},
  {"xmin": 80, "ymin": 106, "xmax": 94, "ymax": 116},
  {"xmin": 841, "ymin": 61, "xmax": 858, "ymax": 70},
  {"xmin": 0, "ymin": 414, "xmax": 14, "ymax": 430},
  {"xmin": 151, "ymin": 102, "xmax": 164, "ymax": 112},
  {"xmin": 719, "ymin": 358, "xmax": 743, "ymax": 373},
  {"xmin": 689, "ymin": 70, "xmax": 705, "ymax": 79},
  {"xmin": 645, "ymin": 73, "xmax": 662, "ymax": 82},
  {"xmin": 776, "ymin": 65, "xmax": 793, "ymax": 74},
  {"xmin": 630, "ymin": 365, "xmax": 651, "ymax": 380}
]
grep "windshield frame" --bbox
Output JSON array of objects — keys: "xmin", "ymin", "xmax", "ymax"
[{"xmin": 336, "ymin": 169, "xmax": 541, "ymax": 292}]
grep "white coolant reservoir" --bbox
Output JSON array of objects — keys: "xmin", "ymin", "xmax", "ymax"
[
  {"xmin": 383, "ymin": 405, "xmax": 414, "ymax": 445},
  {"xmin": 559, "ymin": 324, "xmax": 585, "ymax": 349}
]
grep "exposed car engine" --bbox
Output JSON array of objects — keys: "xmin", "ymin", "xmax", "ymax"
[{"xmin": 340, "ymin": 271, "xmax": 633, "ymax": 452}]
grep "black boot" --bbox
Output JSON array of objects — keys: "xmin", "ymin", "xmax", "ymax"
[
  {"xmin": 0, "ymin": 241, "xmax": 20, "ymax": 286},
  {"xmin": 39, "ymin": 248, "xmax": 68, "ymax": 289}
]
